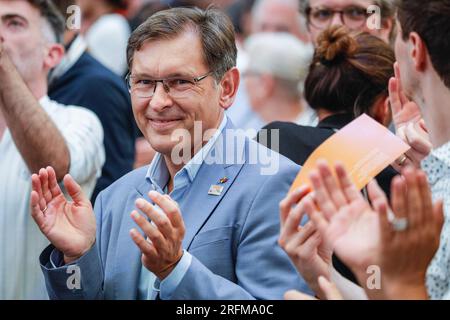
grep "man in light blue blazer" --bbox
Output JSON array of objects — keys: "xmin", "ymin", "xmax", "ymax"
[{"xmin": 30, "ymin": 7, "xmax": 311, "ymax": 300}]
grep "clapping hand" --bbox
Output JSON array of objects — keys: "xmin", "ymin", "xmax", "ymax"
[{"xmin": 30, "ymin": 167, "xmax": 96, "ymax": 264}]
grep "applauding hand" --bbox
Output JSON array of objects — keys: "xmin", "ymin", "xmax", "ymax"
[
  {"xmin": 30, "ymin": 167, "xmax": 96, "ymax": 264},
  {"xmin": 279, "ymin": 186, "xmax": 333, "ymax": 299}
]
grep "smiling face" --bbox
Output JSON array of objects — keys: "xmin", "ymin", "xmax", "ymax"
[{"xmin": 130, "ymin": 30, "xmax": 228, "ymax": 157}]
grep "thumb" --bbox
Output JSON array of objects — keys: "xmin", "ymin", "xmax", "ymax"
[
  {"xmin": 318, "ymin": 276, "xmax": 343, "ymax": 300},
  {"xmin": 284, "ymin": 290, "xmax": 317, "ymax": 300},
  {"xmin": 64, "ymin": 174, "xmax": 89, "ymax": 205}
]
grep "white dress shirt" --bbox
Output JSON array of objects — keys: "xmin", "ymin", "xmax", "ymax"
[
  {"xmin": 85, "ymin": 14, "xmax": 131, "ymax": 76},
  {"xmin": 0, "ymin": 96, "xmax": 105, "ymax": 300}
]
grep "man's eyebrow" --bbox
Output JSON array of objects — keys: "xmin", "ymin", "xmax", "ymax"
[
  {"xmin": 1, "ymin": 13, "xmax": 28, "ymax": 24},
  {"xmin": 132, "ymin": 72, "xmax": 192, "ymax": 78}
]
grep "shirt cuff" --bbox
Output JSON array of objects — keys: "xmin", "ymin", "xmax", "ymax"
[
  {"xmin": 49, "ymin": 249, "xmax": 66, "ymax": 268},
  {"xmin": 158, "ymin": 250, "xmax": 192, "ymax": 300}
]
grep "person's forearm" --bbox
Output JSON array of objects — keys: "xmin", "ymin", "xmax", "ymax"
[{"xmin": 0, "ymin": 53, "xmax": 69, "ymax": 180}]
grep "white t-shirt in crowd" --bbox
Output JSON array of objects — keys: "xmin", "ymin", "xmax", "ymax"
[
  {"xmin": 85, "ymin": 14, "xmax": 131, "ymax": 76},
  {"xmin": 0, "ymin": 96, "xmax": 105, "ymax": 300}
]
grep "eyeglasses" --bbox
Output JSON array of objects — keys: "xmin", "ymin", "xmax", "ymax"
[
  {"xmin": 125, "ymin": 71, "xmax": 214, "ymax": 99},
  {"xmin": 306, "ymin": 6, "xmax": 369, "ymax": 30}
]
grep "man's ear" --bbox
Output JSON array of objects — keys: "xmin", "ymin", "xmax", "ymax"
[
  {"xmin": 43, "ymin": 43, "xmax": 65, "ymax": 71},
  {"xmin": 409, "ymin": 32, "xmax": 428, "ymax": 72},
  {"xmin": 219, "ymin": 67, "xmax": 240, "ymax": 110}
]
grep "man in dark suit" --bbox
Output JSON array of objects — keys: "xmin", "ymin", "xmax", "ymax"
[{"xmin": 48, "ymin": 11, "xmax": 137, "ymax": 202}]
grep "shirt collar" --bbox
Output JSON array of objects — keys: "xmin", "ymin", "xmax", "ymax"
[
  {"xmin": 422, "ymin": 140, "xmax": 450, "ymax": 185},
  {"xmin": 49, "ymin": 35, "xmax": 87, "ymax": 84},
  {"xmin": 146, "ymin": 114, "xmax": 228, "ymax": 192}
]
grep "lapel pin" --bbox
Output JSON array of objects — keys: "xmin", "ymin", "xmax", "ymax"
[
  {"xmin": 208, "ymin": 185, "xmax": 224, "ymax": 196},
  {"xmin": 219, "ymin": 177, "xmax": 229, "ymax": 184}
]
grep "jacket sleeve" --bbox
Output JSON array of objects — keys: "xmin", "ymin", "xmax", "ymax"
[{"xmin": 39, "ymin": 193, "xmax": 107, "ymax": 300}]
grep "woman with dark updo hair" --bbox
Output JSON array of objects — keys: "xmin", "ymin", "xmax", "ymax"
[{"xmin": 258, "ymin": 25, "xmax": 398, "ymax": 295}]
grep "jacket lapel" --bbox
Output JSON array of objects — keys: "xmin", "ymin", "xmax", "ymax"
[
  {"xmin": 179, "ymin": 120, "xmax": 246, "ymax": 250},
  {"xmin": 180, "ymin": 160, "xmax": 244, "ymax": 250}
]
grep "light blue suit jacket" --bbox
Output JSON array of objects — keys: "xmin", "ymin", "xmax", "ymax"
[{"xmin": 39, "ymin": 121, "xmax": 312, "ymax": 300}]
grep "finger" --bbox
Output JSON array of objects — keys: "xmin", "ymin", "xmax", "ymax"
[
  {"xmin": 39, "ymin": 168, "xmax": 52, "ymax": 203},
  {"xmin": 391, "ymin": 175, "xmax": 407, "ymax": 221},
  {"xmin": 394, "ymin": 62, "xmax": 408, "ymax": 105},
  {"xmin": 135, "ymin": 198, "xmax": 173, "ymax": 238},
  {"xmin": 418, "ymin": 119, "xmax": 428, "ymax": 133},
  {"xmin": 389, "ymin": 77, "xmax": 402, "ymax": 118},
  {"xmin": 367, "ymin": 180, "xmax": 389, "ymax": 209},
  {"xmin": 31, "ymin": 174, "xmax": 46, "ymax": 211},
  {"xmin": 282, "ymin": 222, "xmax": 316, "ymax": 256},
  {"xmin": 309, "ymin": 169, "xmax": 337, "ymax": 219},
  {"xmin": 317, "ymin": 161, "xmax": 347, "ymax": 207},
  {"xmin": 403, "ymin": 168, "xmax": 422, "ymax": 229},
  {"xmin": 149, "ymin": 191, "xmax": 184, "ymax": 231},
  {"xmin": 63, "ymin": 174, "xmax": 89, "ymax": 205},
  {"xmin": 307, "ymin": 201, "xmax": 330, "ymax": 242},
  {"xmin": 279, "ymin": 186, "xmax": 310, "ymax": 228},
  {"xmin": 335, "ymin": 162, "xmax": 362, "ymax": 203},
  {"xmin": 294, "ymin": 221, "xmax": 316, "ymax": 247},
  {"xmin": 30, "ymin": 190, "xmax": 46, "ymax": 228},
  {"xmin": 281, "ymin": 198, "xmax": 309, "ymax": 242},
  {"xmin": 417, "ymin": 170, "xmax": 432, "ymax": 228},
  {"xmin": 130, "ymin": 228, "xmax": 158, "ymax": 257},
  {"xmin": 405, "ymin": 122, "xmax": 432, "ymax": 156},
  {"xmin": 47, "ymin": 166, "xmax": 63, "ymax": 198},
  {"xmin": 318, "ymin": 276, "xmax": 343, "ymax": 300},
  {"xmin": 284, "ymin": 290, "xmax": 317, "ymax": 301},
  {"xmin": 131, "ymin": 211, "xmax": 165, "ymax": 250},
  {"xmin": 372, "ymin": 196, "xmax": 392, "ymax": 242},
  {"xmin": 300, "ymin": 231, "xmax": 322, "ymax": 257}
]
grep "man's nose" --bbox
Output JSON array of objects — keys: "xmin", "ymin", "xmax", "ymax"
[
  {"xmin": 330, "ymin": 13, "xmax": 345, "ymax": 27},
  {"xmin": 148, "ymin": 82, "xmax": 172, "ymax": 111}
]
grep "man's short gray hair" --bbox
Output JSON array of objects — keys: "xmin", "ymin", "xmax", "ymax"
[{"xmin": 245, "ymin": 32, "xmax": 314, "ymax": 97}]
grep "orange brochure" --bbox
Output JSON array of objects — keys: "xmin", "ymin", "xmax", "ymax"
[{"xmin": 290, "ymin": 114, "xmax": 411, "ymax": 193}]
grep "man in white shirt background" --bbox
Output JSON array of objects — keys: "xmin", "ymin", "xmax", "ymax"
[
  {"xmin": 75, "ymin": 0, "xmax": 131, "ymax": 76},
  {"xmin": 243, "ymin": 32, "xmax": 316, "ymax": 128},
  {"xmin": 0, "ymin": 0, "xmax": 104, "ymax": 299}
]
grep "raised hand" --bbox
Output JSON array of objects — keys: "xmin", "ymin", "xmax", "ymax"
[
  {"xmin": 373, "ymin": 168, "xmax": 444, "ymax": 300},
  {"xmin": 389, "ymin": 63, "xmax": 422, "ymax": 130},
  {"xmin": 308, "ymin": 160, "xmax": 444, "ymax": 300},
  {"xmin": 307, "ymin": 161, "xmax": 382, "ymax": 276},
  {"xmin": 279, "ymin": 186, "xmax": 333, "ymax": 299},
  {"xmin": 30, "ymin": 167, "xmax": 96, "ymax": 264},
  {"xmin": 389, "ymin": 62, "xmax": 432, "ymax": 169},
  {"xmin": 130, "ymin": 191, "xmax": 185, "ymax": 280}
]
